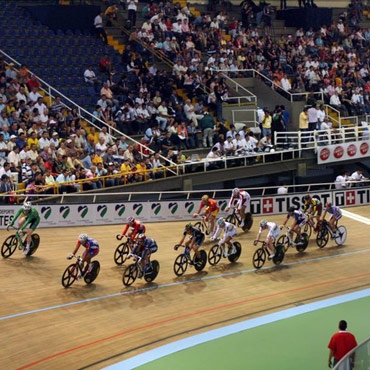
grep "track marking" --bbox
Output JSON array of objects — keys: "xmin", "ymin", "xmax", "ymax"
[
  {"xmin": 342, "ymin": 209, "xmax": 370, "ymax": 225},
  {"xmin": 2, "ymin": 247, "xmax": 370, "ymax": 322},
  {"xmin": 17, "ymin": 274, "xmax": 370, "ymax": 370}
]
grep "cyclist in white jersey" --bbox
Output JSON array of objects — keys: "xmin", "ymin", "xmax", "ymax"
[
  {"xmin": 254, "ymin": 219, "xmax": 281, "ymax": 259},
  {"xmin": 211, "ymin": 217, "xmax": 237, "ymax": 257},
  {"xmin": 225, "ymin": 188, "xmax": 251, "ymax": 228}
]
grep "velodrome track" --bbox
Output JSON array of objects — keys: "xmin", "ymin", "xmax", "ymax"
[{"xmin": 1, "ymin": 206, "xmax": 370, "ymax": 369}]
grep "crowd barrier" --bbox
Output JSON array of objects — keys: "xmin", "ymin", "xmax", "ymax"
[{"xmin": 1, "ymin": 186, "xmax": 370, "ymax": 229}]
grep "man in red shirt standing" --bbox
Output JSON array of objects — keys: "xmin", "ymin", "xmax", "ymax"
[{"xmin": 328, "ymin": 320, "xmax": 357, "ymax": 368}]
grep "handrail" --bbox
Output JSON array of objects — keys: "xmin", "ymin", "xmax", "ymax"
[
  {"xmin": 325, "ymin": 104, "xmax": 341, "ymax": 127},
  {"xmin": 231, "ymin": 108, "xmax": 259, "ymax": 129},
  {"xmin": 333, "ymin": 336, "xmax": 370, "ymax": 370},
  {"xmin": 220, "ymin": 72, "xmax": 257, "ymax": 103},
  {"xmin": 0, "ymin": 49, "xmax": 177, "ymax": 172}
]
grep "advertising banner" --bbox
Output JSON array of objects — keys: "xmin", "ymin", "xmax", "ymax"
[
  {"xmin": 0, "ymin": 188, "xmax": 369, "ymax": 229},
  {"xmin": 317, "ymin": 140, "xmax": 370, "ymax": 164}
]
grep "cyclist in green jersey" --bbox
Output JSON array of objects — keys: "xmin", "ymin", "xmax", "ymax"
[{"xmin": 7, "ymin": 201, "xmax": 40, "ymax": 255}]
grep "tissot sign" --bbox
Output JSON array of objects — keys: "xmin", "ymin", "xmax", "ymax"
[{"xmin": 318, "ymin": 140, "xmax": 370, "ymax": 164}]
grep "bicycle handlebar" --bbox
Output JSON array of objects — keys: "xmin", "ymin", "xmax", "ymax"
[{"xmin": 129, "ymin": 253, "xmax": 142, "ymax": 262}]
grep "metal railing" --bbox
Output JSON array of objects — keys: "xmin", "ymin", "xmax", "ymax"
[
  {"xmin": 334, "ymin": 336, "xmax": 370, "ymax": 370},
  {"xmin": 0, "ymin": 49, "xmax": 178, "ymax": 172},
  {"xmin": 231, "ymin": 109, "xmax": 259, "ymax": 130},
  {"xmin": 221, "ymin": 72, "xmax": 257, "ymax": 104}
]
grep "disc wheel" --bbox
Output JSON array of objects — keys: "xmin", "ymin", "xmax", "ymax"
[
  {"xmin": 295, "ymin": 233, "xmax": 309, "ymax": 252},
  {"xmin": 174, "ymin": 254, "xmax": 189, "ymax": 277},
  {"xmin": 303, "ymin": 222, "xmax": 312, "ymax": 239},
  {"xmin": 1, "ymin": 235, "xmax": 18, "ymax": 258},
  {"xmin": 208, "ymin": 244, "xmax": 222, "ymax": 266},
  {"xmin": 194, "ymin": 250, "xmax": 207, "ymax": 271},
  {"xmin": 144, "ymin": 260, "xmax": 160, "ymax": 282},
  {"xmin": 61, "ymin": 264, "xmax": 78, "ymax": 288},
  {"xmin": 26, "ymin": 234, "xmax": 40, "ymax": 257},
  {"xmin": 273, "ymin": 244, "xmax": 285, "ymax": 265},
  {"xmin": 277, "ymin": 235, "xmax": 290, "ymax": 252},
  {"xmin": 228, "ymin": 241, "xmax": 242, "ymax": 263},
  {"xmin": 334, "ymin": 226, "xmax": 347, "ymax": 246},
  {"xmin": 316, "ymin": 228, "xmax": 329, "ymax": 248},
  {"xmin": 252, "ymin": 248, "xmax": 266, "ymax": 269},
  {"xmin": 242, "ymin": 213, "xmax": 253, "ymax": 231},
  {"xmin": 122, "ymin": 263, "xmax": 138, "ymax": 286},
  {"xmin": 114, "ymin": 242, "xmax": 130, "ymax": 265},
  {"xmin": 84, "ymin": 261, "xmax": 101, "ymax": 284}
]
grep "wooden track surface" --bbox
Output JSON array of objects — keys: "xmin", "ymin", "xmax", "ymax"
[{"xmin": 1, "ymin": 206, "xmax": 370, "ymax": 369}]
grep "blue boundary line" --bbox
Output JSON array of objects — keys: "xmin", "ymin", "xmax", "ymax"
[
  {"xmin": 105, "ymin": 288, "xmax": 370, "ymax": 370},
  {"xmin": 1, "ymin": 248, "xmax": 370, "ymax": 322}
]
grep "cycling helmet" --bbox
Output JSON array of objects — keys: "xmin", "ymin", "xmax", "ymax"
[
  {"xmin": 201, "ymin": 195, "xmax": 209, "ymax": 202},
  {"xmin": 137, "ymin": 233, "xmax": 146, "ymax": 242},
  {"xmin": 217, "ymin": 217, "xmax": 226, "ymax": 227},
  {"xmin": 23, "ymin": 201, "xmax": 32, "ymax": 212},
  {"xmin": 78, "ymin": 233, "xmax": 88, "ymax": 243},
  {"xmin": 259, "ymin": 219, "xmax": 268, "ymax": 228},
  {"xmin": 127, "ymin": 216, "xmax": 135, "ymax": 224},
  {"xmin": 232, "ymin": 188, "xmax": 240, "ymax": 197},
  {"xmin": 288, "ymin": 206, "xmax": 295, "ymax": 213},
  {"xmin": 326, "ymin": 202, "xmax": 332, "ymax": 208},
  {"xmin": 304, "ymin": 195, "xmax": 311, "ymax": 201},
  {"xmin": 185, "ymin": 223, "xmax": 193, "ymax": 231}
]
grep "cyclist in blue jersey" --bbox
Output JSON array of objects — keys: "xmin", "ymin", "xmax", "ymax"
[
  {"xmin": 67, "ymin": 234, "xmax": 99, "ymax": 278},
  {"xmin": 323, "ymin": 202, "xmax": 342, "ymax": 235},
  {"xmin": 175, "ymin": 223, "xmax": 205, "ymax": 263},
  {"xmin": 282, "ymin": 206, "xmax": 307, "ymax": 239},
  {"xmin": 131, "ymin": 233, "xmax": 158, "ymax": 277}
]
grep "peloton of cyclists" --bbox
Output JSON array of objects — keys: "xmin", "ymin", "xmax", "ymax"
[
  {"xmin": 210, "ymin": 217, "xmax": 237, "ymax": 257},
  {"xmin": 322, "ymin": 202, "xmax": 342, "ymax": 236},
  {"xmin": 282, "ymin": 206, "xmax": 307, "ymax": 241},
  {"xmin": 131, "ymin": 233, "xmax": 158, "ymax": 277},
  {"xmin": 193, "ymin": 195, "xmax": 219, "ymax": 236},
  {"xmin": 121, "ymin": 216, "xmax": 146, "ymax": 242},
  {"xmin": 225, "ymin": 188, "xmax": 251, "ymax": 228},
  {"xmin": 175, "ymin": 223, "xmax": 205, "ymax": 263},
  {"xmin": 303, "ymin": 195, "xmax": 323, "ymax": 232},
  {"xmin": 254, "ymin": 219, "xmax": 281, "ymax": 259}
]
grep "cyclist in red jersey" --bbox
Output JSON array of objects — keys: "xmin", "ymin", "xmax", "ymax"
[
  {"xmin": 193, "ymin": 195, "xmax": 219, "ymax": 235},
  {"xmin": 121, "ymin": 216, "xmax": 146, "ymax": 242}
]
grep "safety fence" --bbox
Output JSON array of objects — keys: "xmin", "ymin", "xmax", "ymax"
[{"xmin": 334, "ymin": 336, "xmax": 370, "ymax": 370}]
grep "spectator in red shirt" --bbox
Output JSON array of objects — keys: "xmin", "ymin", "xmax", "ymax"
[{"xmin": 328, "ymin": 320, "xmax": 357, "ymax": 368}]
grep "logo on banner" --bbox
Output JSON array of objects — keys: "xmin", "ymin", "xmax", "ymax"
[
  {"xmin": 347, "ymin": 144, "xmax": 357, "ymax": 157},
  {"xmin": 78, "ymin": 206, "xmax": 89, "ymax": 218},
  {"xmin": 133, "ymin": 203, "xmax": 143, "ymax": 215},
  {"xmin": 346, "ymin": 191, "xmax": 356, "ymax": 205},
  {"xmin": 262, "ymin": 198, "xmax": 273, "ymax": 213},
  {"xmin": 360, "ymin": 142, "xmax": 369, "ymax": 155},
  {"xmin": 41, "ymin": 206, "xmax": 52, "ymax": 220},
  {"xmin": 218, "ymin": 200, "xmax": 228, "ymax": 211},
  {"xmin": 97, "ymin": 205, "xmax": 107, "ymax": 218},
  {"xmin": 59, "ymin": 206, "xmax": 70, "ymax": 219},
  {"xmin": 320, "ymin": 148, "xmax": 330, "ymax": 161},
  {"xmin": 168, "ymin": 202, "xmax": 178, "ymax": 214},
  {"xmin": 115, "ymin": 204, "xmax": 125, "ymax": 217},
  {"xmin": 334, "ymin": 146, "xmax": 344, "ymax": 159},
  {"xmin": 185, "ymin": 201, "xmax": 194, "ymax": 214},
  {"xmin": 151, "ymin": 203, "xmax": 161, "ymax": 215}
]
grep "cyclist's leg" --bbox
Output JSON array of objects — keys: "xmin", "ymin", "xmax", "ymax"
[
  {"xmin": 266, "ymin": 235, "xmax": 276, "ymax": 258},
  {"xmin": 239, "ymin": 205, "xmax": 246, "ymax": 226}
]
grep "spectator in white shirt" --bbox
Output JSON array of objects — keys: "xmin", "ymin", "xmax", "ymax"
[
  {"xmin": 84, "ymin": 66, "xmax": 99, "ymax": 91},
  {"xmin": 224, "ymin": 136, "xmax": 236, "ymax": 156},
  {"xmin": 277, "ymin": 185, "xmax": 288, "ymax": 194},
  {"xmin": 280, "ymin": 75, "xmax": 292, "ymax": 91},
  {"xmin": 38, "ymin": 131, "xmax": 50, "ymax": 150},
  {"xmin": 330, "ymin": 92, "xmax": 347, "ymax": 115},
  {"xmin": 94, "ymin": 12, "xmax": 107, "ymax": 43},
  {"xmin": 127, "ymin": 0, "xmax": 138, "ymax": 25},
  {"xmin": 350, "ymin": 170, "xmax": 368, "ymax": 186},
  {"xmin": 184, "ymin": 99, "xmax": 203, "ymax": 127},
  {"xmin": 28, "ymin": 87, "xmax": 42, "ymax": 104},
  {"xmin": 335, "ymin": 171, "xmax": 350, "ymax": 189},
  {"xmin": 16, "ymin": 87, "xmax": 27, "ymax": 103}
]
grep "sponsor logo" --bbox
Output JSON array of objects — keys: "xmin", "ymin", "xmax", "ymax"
[
  {"xmin": 168, "ymin": 202, "xmax": 178, "ymax": 214},
  {"xmin": 97, "ymin": 205, "xmax": 107, "ymax": 218},
  {"xmin": 78, "ymin": 205, "xmax": 89, "ymax": 218},
  {"xmin": 334, "ymin": 146, "xmax": 344, "ymax": 159},
  {"xmin": 360, "ymin": 142, "xmax": 369, "ymax": 156},
  {"xmin": 347, "ymin": 144, "xmax": 357, "ymax": 157},
  {"xmin": 115, "ymin": 204, "xmax": 125, "ymax": 217},
  {"xmin": 185, "ymin": 201, "xmax": 195, "ymax": 214},
  {"xmin": 59, "ymin": 206, "xmax": 70, "ymax": 219},
  {"xmin": 41, "ymin": 206, "xmax": 52, "ymax": 220},
  {"xmin": 151, "ymin": 203, "xmax": 161, "ymax": 215},
  {"xmin": 262, "ymin": 198, "xmax": 273, "ymax": 213},
  {"xmin": 218, "ymin": 200, "xmax": 228, "ymax": 212},
  {"xmin": 320, "ymin": 148, "xmax": 330, "ymax": 161},
  {"xmin": 345, "ymin": 191, "xmax": 356, "ymax": 205},
  {"xmin": 133, "ymin": 203, "xmax": 143, "ymax": 216}
]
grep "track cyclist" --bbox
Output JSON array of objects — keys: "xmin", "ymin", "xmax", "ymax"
[
  {"xmin": 121, "ymin": 216, "xmax": 146, "ymax": 241},
  {"xmin": 225, "ymin": 188, "xmax": 251, "ymax": 228},
  {"xmin": 210, "ymin": 217, "xmax": 237, "ymax": 257},
  {"xmin": 322, "ymin": 202, "xmax": 342, "ymax": 236},
  {"xmin": 254, "ymin": 219, "xmax": 281, "ymax": 259},
  {"xmin": 303, "ymin": 195, "xmax": 323, "ymax": 231},
  {"xmin": 193, "ymin": 195, "xmax": 219, "ymax": 236},
  {"xmin": 282, "ymin": 206, "xmax": 307, "ymax": 240},
  {"xmin": 7, "ymin": 201, "xmax": 40, "ymax": 255},
  {"xmin": 175, "ymin": 223, "xmax": 205, "ymax": 263},
  {"xmin": 131, "ymin": 233, "xmax": 158, "ymax": 277},
  {"xmin": 67, "ymin": 234, "xmax": 99, "ymax": 278}
]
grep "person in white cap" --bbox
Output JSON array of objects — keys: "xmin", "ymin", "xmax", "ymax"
[{"xmin": 50, "ymin": 132, "xmax": 59, "ymax": 148}]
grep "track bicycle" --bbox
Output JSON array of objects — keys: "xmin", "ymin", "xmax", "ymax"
[
  {"xmin": 208, "ymin": 240, "xmax": 242, "ymax": 265},
  {"xmin": 173, "ymin": 244, "xmax": 207, "ymax": 277},
  {"xmin": 316, "ymin": 220, "xmax": 347, "ymax": 248},
  {"xmin": 194, "ymin": 216, "xmax": 213, "ymax": 236},
  {"xmin": 61, "ymin": 255, "xmax": 100, "ymax": 288},
  {"xmin": 1, "ymin": 226, "xmax": 40, "ymax": 258},
  {"xmin": 114, "ymin": 234, "xmax": 134, "ymax": 265},
  {"xmin": 252, "ymin": 240, "xmax": 285, "ymax": 269},
  {"xmin": 303, "ymin": 214, "xmax": 314, "ymax": 239},
  {"xmin": 122, "ymin": 253, "xmax": 160, "ymax": 286},
  {"xmin": 226, "ymin": 208, "xmax": 253, "ymax": 232},
  {"xmin": 276, "ymin": 226, "xmax": 309, "ymax": 252}
]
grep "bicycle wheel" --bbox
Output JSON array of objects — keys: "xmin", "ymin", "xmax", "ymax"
[
  {"xmin": 334, "ymin": 226, "xmax": 347, "ymax": 246},
  {"xmin": 208, "ymin": 244, "xmax": 222, "ymax": 266},
  {"xmin": 174, "ymin": 254, "xmax": 189, "ymax": 276},
  {"xmin": 316, "ymin": 228, "xmax": 329, "ymax": 248},
  {"xmin": 114, "ymin": 242, "xmax": 129, "ymax": 265},
  {"xmin": 226, "ymin": 214, "xmax": 237, "ymax": 226},
  {"xmin": 273, "ymin": 244, "xmax": 285, "ymax": 265},
  {"xmin": 26, "ymin": 234, "xmax": 40, "ymax": 257},
  {"xmin": 122, "ymin": 263, "xmax": 138, "ymax": 286},
  {"xmin": 61, "ymin": 264, "xmax": 78, "ymax": 288},
  {"xmin": 277, "ymin": 235, "xmax": 290, "ymax": 252},
  {"xmin": 303, "ymin": 222, "xmax": 312, "ymax": 239},
  {"xmin": 243, "ymin": 213, "xmax": 253, "ymax": 231},
  {"xmin": 194, "ymin": 221, "xmax": 205, "ymax": 233},
  {"xmin": 194, "ymin": 250, "xmax": 207, "ymax": 271},
  {"xmin": 252, "ymin": 248, "xmax": 266, "ymax": 269},
  {"xmin": 84, "ymin": 261, "xmax": 101, "ymax": 284},
  {"xmin": 144, "ymin": 260, "xmax": 160, "ymax": 282},
  {"xmin": 295, "ymin": 233, "xmax": 309, "ymax": 252},
  {"xmin": 1, "ymin": 235, "xmax": 18, "ymax": 258},
  {"xmin": 228, "ymin": 241, "xmax": 242, "ymax": 263}
]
